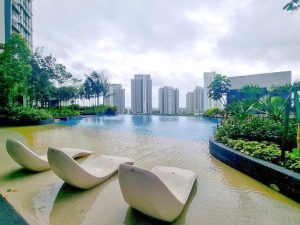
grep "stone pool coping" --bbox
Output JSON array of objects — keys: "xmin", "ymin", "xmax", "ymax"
[
  {"xmin": 0, "ymin": 194, "xmax": 29, "ymax": 225},
  {"xmin": 209, "ymin": 137, "xmax": 300, "ymax": 203}
]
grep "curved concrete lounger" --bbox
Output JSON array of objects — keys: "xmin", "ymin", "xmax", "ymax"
[
  {"xmin": 6, "ymin": 139, "xmax": 93, "ymax": 172},
  {"xmin": 118, "ymin": 164, "xmax": 197, "ymax": 222},
  {"xmin": 47, "ymin": 147, "xmax": 135, "ymax": 189}
]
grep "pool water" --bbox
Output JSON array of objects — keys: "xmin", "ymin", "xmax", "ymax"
[
  {"xmin": 58, "ymin": 115, "xmax": 220, "ymax": 141},
  {"xmin": 0, "ymin": 115, "xmax": 299, "ymax": 225}
]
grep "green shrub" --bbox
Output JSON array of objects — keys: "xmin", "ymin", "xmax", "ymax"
[
  {"xmin": 8, "ymin": 106, "xmax": 52, "ymax": 124},
  {"xmin": 81, "ymin": 105, "xmax": 117, "ymax": 114},
  {"xmin": 222, "ymin": 138, "xmax": 300, "ymax": 173},
  {"xmin": 203, "ymin": 108, "xmax": 224, "ymax": 117},
  {"xmin": 215, "ymin": 115, "xmax": 297, "ymax": 148},
  {"xmin": 48, "ymin": 107, "xmax": 80, "ymax": 118}
]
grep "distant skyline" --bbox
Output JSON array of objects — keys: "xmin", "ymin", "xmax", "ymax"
[{"xmin": 33, "ymin": 0, "xmax": 300, "ymax": 107}]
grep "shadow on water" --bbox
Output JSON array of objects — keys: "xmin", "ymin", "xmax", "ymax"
[
  {"xmin": 49, "ymin": 177, "xmax": 115, "ymax": 225},
  {"xmin": 123, "ymin": 181, "xmax": 198, "ymax": 225},
  {"xmin": 0, "ymin": 168, "xmax": 38, "ymax": 182}
]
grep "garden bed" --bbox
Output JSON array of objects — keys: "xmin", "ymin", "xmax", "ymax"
[{"xmin": 209, "ymin": 137, "xmax": 300, "ymax": 203}]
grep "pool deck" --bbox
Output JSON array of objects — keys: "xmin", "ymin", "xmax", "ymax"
[{"xmin": 0, "ymin": 194, "xmax": 29, "ymax": 225}]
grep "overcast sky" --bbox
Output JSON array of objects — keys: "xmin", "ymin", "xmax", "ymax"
[{"xmin": 33, "ymin": 0, "xmax": 300, "ymax": 108}]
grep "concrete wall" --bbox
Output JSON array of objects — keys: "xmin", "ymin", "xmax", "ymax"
[
  {"xmin": 209, "ymin": 138, "xmax": 300, "ymax": 203},
  {"xmin": 229, "ymin": 71, "xmax": 292, "ymax": 90}
]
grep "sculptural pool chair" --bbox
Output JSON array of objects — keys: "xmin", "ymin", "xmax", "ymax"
[
  {"xmin": 47, "ymin": 147, "xmax": 135, "ymax": 189},
  {"xmin": 6, "ymin": 139, "xmax": 93, "ymax": 172},
  {"xmin": 118, "ymin": 164, "xmax": 197, "ymax": 222}
]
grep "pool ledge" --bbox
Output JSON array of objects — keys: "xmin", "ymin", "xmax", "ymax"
[
  {"xmin": 209, "ymin": 137, "xmax": 300, "ymax": 203},
  {"xmin": 0, "ymin": 194, "xmax": 29, "ymax": 225}
]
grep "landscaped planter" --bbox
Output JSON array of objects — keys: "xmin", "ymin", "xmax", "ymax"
[{"xmin": 209, "ymin": 137, "xmax": 300, "ymax": 203}]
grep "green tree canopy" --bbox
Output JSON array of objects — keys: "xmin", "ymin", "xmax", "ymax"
[
  {"xmin": 283, "ymin": 0, "xmax": 300, "ymax": 12},
  {"xmin": 0, "ymin": 34, "xmax": 31, "ymax": 109},
  {"xmin": 208, "ymin": 74, "xmax": 231, "ymax": 106}
]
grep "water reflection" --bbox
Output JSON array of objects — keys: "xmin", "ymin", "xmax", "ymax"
[
  {"xmin": 158, "ymin": 116, "xmax": 179, "ymax": 122},
  {"xmin": 131, "ymin": 115, "xmax": 152, "ymax": 126}
]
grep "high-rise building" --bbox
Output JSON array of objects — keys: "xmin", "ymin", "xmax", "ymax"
[
  {"xmin": 194, "ymin": 86, "xmax": 204, "ymax": 113},
  {"xmin": 131, "ymin": 74, "xmax": 152, "ymax": 114},
  {"xmin": 0, "ymin": 0, "xmax": 33, "ymax": 49},
  {"xmin": 159, "ymin": 86, "xmax": 179, "ymax": 115},
  {"xmin": 104, "ymin": 84, "xmax": 125, "ymax": 114},
  {"xmin": 186, "ymin": 86, "xmax": 204, "ymax": 114},
  {"xmin": 186, "ymin": 92, "xmax": 195, "ymax": 114},
  {"xmin": 203, "ymin": 72, "xmax": 222, "ymax": 111}
]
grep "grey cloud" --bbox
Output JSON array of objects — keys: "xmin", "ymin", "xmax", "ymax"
[
  {"xmin": 34, "ymin": 0, "xmax": 219, "ymax": 56},
  {"xmin": 216, "ymin": 0, "xmax": 300, "ymax": 66}
]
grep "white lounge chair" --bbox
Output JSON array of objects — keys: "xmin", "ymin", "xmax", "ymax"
[
  {"xmin": 118, "ymin": 164, "xmax": 197, "ymax": 222},
  {"xmin": 47, "ymin": 147, "xmax": 135, "ymax": 189},
  {"xmin": 6, "ymin": 139, "xmax": 93, "ymax": 172}
]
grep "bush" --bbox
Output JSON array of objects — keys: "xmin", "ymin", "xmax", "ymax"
[
  {"xmin": 203, "ymin": 108, "xmax": 224, "ymax": 117},
  {"xmin": 215, "ymin": 115, "xmax": 297, "ymax": 148},
  {"xmin": 7, "ymin": 106, "xmax": 53, "ymax": 124},
  {"xmin": 48, "ymin": 107, "xmax": 80, "ymax": 118},
  {"xmin": 81, "ymin": 105, "xmax": 117, "ymax": 115},
  {"xmin": 223, "ymin": 138, "xmax": 300, "ymax": 173}
]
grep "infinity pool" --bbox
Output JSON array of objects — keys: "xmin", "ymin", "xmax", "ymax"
[
  {"xmin": 58, "ymin": 115, "xmax": 220, "ymax": 141},
  {"xmin": 0, "ymin": 115, "xmax": 299, "ymax": 225}
]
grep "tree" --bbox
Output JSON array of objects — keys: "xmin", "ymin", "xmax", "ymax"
[
  {"xmin": 208, "ymin": 74, "xmax": 231, "ymax": 107},
  {"xmin": 85, "ymin": 71, "xmax": 109, "ymax": 106},
  {"xmin": 0, "ymin": 34, "xmax": 31, "ymax": 110},
  {"xmin": 240, "ymin": 84, "xmax": 265, "ymax": 98},
  {"xmin": 283, "ymin": 0, "xmax": 300, "ymax": 12},
  {"xmin": 29, "ymin": 48, "xmax": 74, "ymax": 107}
]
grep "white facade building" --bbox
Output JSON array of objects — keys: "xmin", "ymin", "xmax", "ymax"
[
  {"xmin": 186, "ymin": 92, "xmax": 195, "ymax": 114},
  {"xmin": 194, "ymin": 86, "xmax": 204, "ymax": 113},
  {"xmin": 203, "ymin": 72, "xmax": 223, "ymax": 111},
  {"xmin": 131, "ymin": 74, "xmax": 152, "ymax": 114},
  {"xmin": 186, "ymin": 86, "xmax": 204, "ymax": 114},
  {"xmin": 228, "ymin": 71, "xmax": 292, "ymax": 90},
  {"xmin": 104, "ymin": 84, "xmax": 125, "ymax": 114},
  {"xmin": 159, "ymin": 86, "xmax": 179, "ymax": 115},
  {"xmin": 0, "ymin": 0, "xmax": 33, "ymax": 49}
]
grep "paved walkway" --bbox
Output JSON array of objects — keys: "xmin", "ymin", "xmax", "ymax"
[{"xmin": 0, "ymin": 195, "xmax": 28, "ymax": 225}]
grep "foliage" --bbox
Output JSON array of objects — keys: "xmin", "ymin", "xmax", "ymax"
[
  {"xmin": 208, "ymin": 74, "xmax": 231, "ymax": 106},
  {"xmin": 47, "ymin": 107, "xmax": 80, "ymax": 118},
  {"xmin": 29, "ymin": 48, "xmax": 74, "ymax": 105},
  {"xmin": 6, "ymin": 106, "xmax": 52, "ymax": 124},
  {"xmin": 223, "ymin": 138, "xmax": 300, "ymax": 173},
  {"xmin": 203, "ymin": 108, "xmax": 224, "ymax": 117},
  {"xmin": 0, "ymin": 34, "xmax": 31, "ymax": 109},
  {"xmin": 240, "ymin": 84, "xmax": 265, "ymax": 97},
  {"xmin": 83, "ymin": 71, "xmax": 109, "ymax": 106},
  {"xmin": 283, "ymin": 0, "xmax": 300, "ymax": 12},
  {"xmin": 215, "ymin": 115, "xmax": 297, "ymax": 149},
  {"xmin": 81, "ymin": 105, "xmax": 117, "ymax": 115}
]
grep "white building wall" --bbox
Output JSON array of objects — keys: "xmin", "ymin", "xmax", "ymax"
[
  {"xmin": 229, "ymin": 71, "xmax": 292, "ymax": 90},
  {"xmin": 158, "ymin": 86, "xmax": 179, "ymax": 115},
  {"xmin": 131, "ymin": 74, "xmax": 152, "ymax": 114},
  {"xmin": 186, "ymin": 92, "xmax": 194, "ymax": 114},
  {"xmin": 104, "ymin": 84, "xmax": 125, "ymax": 114}
]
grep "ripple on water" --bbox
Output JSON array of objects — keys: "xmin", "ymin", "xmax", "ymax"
[{"xmin": 0, "ymin": 123, "xmax": 299, "ymax": 225}]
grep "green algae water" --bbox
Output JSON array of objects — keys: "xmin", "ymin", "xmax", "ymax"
[{"xmin": 0, "ymin": 116, "xmax": 299, "ymax": 225}]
